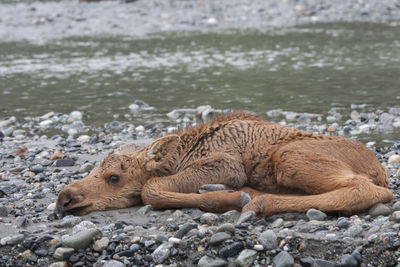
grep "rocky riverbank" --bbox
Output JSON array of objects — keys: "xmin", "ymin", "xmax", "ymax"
[
  {"xmin": 1, "ymin": 0, "xmax": 400, "ymax": 42},
  {"xmin": 0, "ymin": 106, "xmax": 400, "ymax": 266}
]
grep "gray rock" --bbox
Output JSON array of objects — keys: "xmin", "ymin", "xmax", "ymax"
[
  {"xmin": 390, "ymin": 211, "xmax": 400, "ymax": 222},
  {"xmin": 60, "ymin": 215, "xmax": 82, "ymax": 228},
  {"xmin": 53, "ymin": 247, "xmax": 75, "ymax": 260},
  {"xmin": 220, "ymin": 210, "xmax": 241, "ymax": 222},
  {"xmin": 306, "ymin": 208, "xmax": 327, "ymax": 221},
  {"xmin": 62, "ymin": 229, "xmax": 101, "ymax": 250},
  {"xmin": 152, "ymin": 243, "xmax": 172, "ymax": 264},
  {"xmin": 137, "ymin": 205, "xmax": 152, "ymax": 215},
  {"xmin": 0, "ymin": 205, "xmax": 9, "ymax": 217},
  {"xmin": 393, "ymin": 201, "xmax": 400, "ymax": 211},
  {"xmin": 72, "ymin": 220, "xmax": 96, "ymax": 234},
  {"xmin": 336, "ymin": 217, "xmax": 350, "ymax": 229},
  {"xmin": 236, "ymin": 211, "xmax": 255, "ymax": 225},
  {"xmin": 259, "ymin": 230, "xmax": 277, "ymax": 250},
  {"xmin": 93, "ymin": 237, "xmax": 109, "ymax": 252},
  {"xmin": 210, "ymin": 232, "xmax": 231, "ymax": 245},
  {"xmin": 300, "ymin": 257, "xmax": 335, "ymax": 267},
  {"xmin": 155, "ymin": 234, "xmax": 169, "ymax": 243},
  {"xmin": 4, "ymin": 234, "xmax": 25, "ymax": 245},
  {"xmin": 235, "ymin": 249, "xmax": 258, "ymax": 267},
  {"xmin": 219, "ymin": 242, "xmax": 243, "ymax": 258},
  {"xmin": 79, "ymin": 163, "xmax": 94, "ymax": 173},
  {"xmin": 273, "ymin": 251, "xmax": 294, "ymax": 267},
  {"xmin": 56, "ymin": 159, "xmax": 75, "ymax": 167},
  {"xmin": 102, "ymin": 260, "xmax": 126, "ymax": 267},
  {"xmin": 271, "ymin": 218, "xmax": 284, "ymax": 228},
  {"xmin": 198, "ymin": 255, "xmax": 227, "ymax": 267},
  {"xmin": 216, "ymin": 223, "xmax": 235, "ymax": 234},
  {"xmin": 338, "ymin": 254, "xmax": 358, "ymax": 267},
  {"xmin": 30, "ymin": 164, "xmax": 44, "ymax": 174},
  {"xmin": 49, "ymin": 262, "xmax": 68, "ymax": 267},
  {"xmin": 344, "ymin": 225, "xmax": 363, "ymax": 238},
  {"xmin": 200, "ymin": 212, "xmax": 219, "ymax": 225},
  {"xmin": 174, "ymin": 223, "xmax": 198, "ymax": 239},
  {"xmin": 368, "ymin": 203, "xmax": 391, "ymax": 217}
]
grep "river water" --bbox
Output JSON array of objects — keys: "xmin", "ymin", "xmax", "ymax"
[{"xmin": 1, "ymin": 22, "xmax": 400, "ymax": 134}]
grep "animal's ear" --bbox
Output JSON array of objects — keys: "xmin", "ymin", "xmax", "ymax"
[
  {"xmin": 119, "ymin": 143, "xmax": 138, "ymax": 155},
  {"xmin": 145, "ymin": 135, "xmax": 180, "ymax": 162}
]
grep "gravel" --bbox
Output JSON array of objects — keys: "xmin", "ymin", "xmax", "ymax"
[{"xmin": 0, "ymin": 106, "xmax": 399, "ymax": 266}]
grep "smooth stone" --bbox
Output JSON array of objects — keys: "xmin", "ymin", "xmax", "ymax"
[
  {"xmin": 344, "ymin": 225, "xmax": 363, "ymax": 238},
  {"xmin": 271, "ymin": 218, "xmax": 284, "ymax": 228},
  {"xmin": 67, "ymin": 111, "xmax": 83, "ymax": 123},
  {"xmin": 300, "ymin": 257, "xmax": 335, "ymax": 267},
  {"xmin": 56, "ymin": 159, "xmax": 75, "ymax": 167},
  {"xmin": 30, "ymin": 164, "xmax": 44, "ymax": 174},
  {"xmin": 216, "ymin": 223, "xmax": 235, "ymax": 234},
  {"xmin": 137, "ymin": 205, "xmax": 152, "ymax": 215},
  {"xmin": 368, "ymin": 203, "xmax": 391, "ymax": 217},
  {"xmin": 236, "ymin": 211, "xmax": 255, "ymax": 225},
  {"xmin": 77, "ymin": 135, "xmax": 90, "ymax": 143},
  {"xmin": 34, "ymin": 248, "xmax": 49, "ymax": 257},
  {"xmin": 53, "ymin": 247, "xmax": 75, "ymax": 260},
  {"xmin": 49, "ymin": 262, "xmax": 68, "ymax": 267},
  {"xmin": 168, "ymin": 237, "xmax": 181, "ymax": 245},
  {"xmin": 198, "ymin": 255, "xmax": 227, "ymax": 267},
  {"xmin": 62, "ymin": 229, "xmax": 100, "ymax": 250},
  {"xmin": 259, "ymin": 230, "xmax": 277, "ymax": 250},
  {"xmin": 306, "ymin": 208, "xmax": 327, "ymax": 221},
  {"xmin": 155, "ymin": 234, "xmax": 169, "ymax": 243},
  {"xmin": 393, "ymin": 201, "xmax": 400, "ymax": 211},
  {"xmin": 390, "ymin": 211, "xmax": 400, "ymax": 222},
  {"xmin": 336, "ymin": 217, "xmax": 350, "ymax": 229},
  {"xmin": 337, "ymin": 254, "xmax": 358, "ymax": 267},
  {"xmin": 209, "ymin": 232, "xmax": 231, "ymax": 245},
  {"xmin": 60, "ymin": 215, "xmax": 82, "ymax": 228},
  {"xmin": 47, "ymin": 202, "xmax": 57, "ymax": 211},
  {"xmin": 93, "ymin": 237, "xmax": 109, "ymax": 252},
  {"xmin": 79, "ymin": 163, "xmax": 94, "ymax": 173},
  {"xmin": 102, "ymin": 260, "xmax": 126, "ymax": 267},
  {"xmin": 7, "ymin": 234, "xmax": 25, "ymax": 245},
  {"xmin": 220, "ymin": 210, "xmax": 241, "ymax": 222},
  {"xmin": 273, "ymin": 251, "xmax": 294, "ymax": 267},
  {"xmin": 200, "ymin": 212, "xmax": 219, "ymax": 225},
  {"xmin": 0, "ymin": 205, "xmax": 9, "ymax": 217},
  {"xmin": 219, "ymin": 242, "xmax": 243, "ymax": 258},
  {"xmin": 72, "ymin": 220, "xmax": 96, "ymax": 234},
  {"xmin": 388, "ymin": 154, "xmax": 400, "ymax": 164},
  {"xmin": 152, "ymin": 243, "xmax": 172, "ymax": 264},
  {"xmin": 253, "ymin": 244, "xmax": 264, "ymax": 251},
  {"xmin": 235, "ymin": 249, "xmax": 258, "ymax": 267},
  {"xmin": 174, "ymin": 223, "xmax": 198, "ymax": 238}
]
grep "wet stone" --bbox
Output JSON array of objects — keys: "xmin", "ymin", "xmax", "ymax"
[
  {"xmin": 390, "ymin": 211, "xmax": 400, "ymax": 222},
  {"xmin": 219, "ymin": 241, "xmax": 243, "ymax": 258},
  {"xmin": 60, "ymin": 215, "xmax": 82, "ymax": 228},
  {"xmin": 93, "ymin": 237, "xmax": 109, "ymax": 252},
  {"xmin": 209, "ymin": 232, "xmax": 231, "ymax": 245},
  {"xmin": 174, "ymin": 223, "xmax": 198, "ymax": 239},
  {"xmin": 62, "ymin": 229, "xmax": 100, "ymax": 250},
  {"xmin": 30, "ymin": 164, "xmax": 44, "ymax": 174},
  {"xmin": 236, "ymin": 211, "xmax": 255, "ymax": 225},
  {"xmin": 34, "ymin": 248, "xmax": 49, "ymax": 257},
  {"xmin": 152, "ymin": 243, "xmax": 171, "ymax": 264},
  {"xmin": 102, "ymin": 260, "xmax": 126, "ymax": 267},
  {"xmin": 216, "ymin": 222, "xmax": 235, "ymax": 234},
  {"xmin": 306, "ymin": 208, "xmax": 327, "ymax": 221},
  {"xmin": 273, "ymin": 251, "xmax": 294, "ymax": 267},
  {"xmin": 300, "ymin": 257, "xmax": 335, "ymax": 267},
  {"xmin": 368, "ymin": 203, "xmax": 391, "ymax": 217},
  {"xmin": 344, "ymin": 225, "xmax": 363, "ymax": 238},
  {"xmin": 259, "ymin": 230, "xmax": 277, "ymax": 250},
  {"xmin": 235, "ymin": 249, "xmax": 258, "ymax": 267},
  {"xmin": 393, "ymin": 201, "xmax": 400, "ymax": 211},
  {"xmin": 78, "ymin": 163, "xmax": 94, "ymax": 173},
  {"xmin": 137, "ymin": 205, "xmax": 152, "ymax": 215},
  {"xmin": 198, "ymin": 255, "xmax": 227, "ymax": 267},
  {"xmin": 336, "ymin": 217, "xmax": 350, "ymax": 229}
]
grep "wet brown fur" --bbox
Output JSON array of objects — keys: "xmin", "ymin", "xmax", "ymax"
[{"xmin": 56, "ymin": 112, "xmax": 393, "ymax": 217}]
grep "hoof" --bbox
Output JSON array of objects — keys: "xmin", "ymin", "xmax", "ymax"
[
  {"xmin": 236, "ymin": 210, "xmax": 256, "ymax": 225},
  {"xmin": 241, "ymin": 192, "xmax": 251, "ymax": 207}
]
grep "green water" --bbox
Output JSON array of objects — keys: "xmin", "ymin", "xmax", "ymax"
[{"xmin": 1, "ymin": 22, "xmax": 399, "ymax": 126}]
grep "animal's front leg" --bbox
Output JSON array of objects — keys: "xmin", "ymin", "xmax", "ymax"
[{"xmin": 141, "ymin": 154, "xmax": 250, "ymax": 212}]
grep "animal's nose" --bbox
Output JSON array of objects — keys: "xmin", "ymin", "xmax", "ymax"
[{"xmin": 56, "ymin": 189, "xmax": 76, "ymax": 211}]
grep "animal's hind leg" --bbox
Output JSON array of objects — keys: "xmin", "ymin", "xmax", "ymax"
[{"xmin": 242, "ymin": 175, "xmax": 393, "ymax": 217}]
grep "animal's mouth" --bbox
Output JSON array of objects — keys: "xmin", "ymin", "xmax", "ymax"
[{"xmin": 55, "ymin": 203, "xmax": 93, "ymax": 217}]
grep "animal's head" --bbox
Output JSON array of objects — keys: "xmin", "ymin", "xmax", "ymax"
[{"xmin": 56, "ymin": 135, "xmax": 180, "ymax": 216}]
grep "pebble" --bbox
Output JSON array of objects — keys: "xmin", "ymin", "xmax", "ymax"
[
  {"xmin": 30, "ymin": 164, "xmax": 44, "ymax": 174},
  {"xmin": 336, "ymin": 217, "xmax": 350, "ymax": 229},
  {"xmin": 200, "ymin": 212, "xmax": 219, "ymax": 225},
  {"xmin": 93, "ymin": 237, "xmax": 109, "ymax": 251},
  {"xmin": 388, "ymin": 154, "xmax": 400, "ymax": 164},
  {"xmin": 259, "ymin": 230, "xmax": 277, "ymax": 250},
  {"xmin": 0, "ymin": 205, "xmax": 9, "ymax": 217},
  {"xmin": 273, "ymin": 251, "xmax": 294, "ymax": 267},
  {"xmin": 300, "ymin": 257, "xmax": 335, "ymax": 267},
  {"xmin": 337, "ymin": 254, "xmax": 358, "ymax": 267},
  {"xmin": 393, "ymin": 201, "xmax": 400, "ymax": 211},
  {"xmin": 152, "ymin": 243, "xmax": 171, "ymax": 264},
  {"xmin": 390, "ymin": 211, "xmax": 400, "ymax": 222},
  {"xmin": 53, "ymin": 247, "xmax": 75, "ymax": 260},
  {"xmin": 62, "ymin": 229, "xmax": 101, "ymax": 249},
  {"xmin": 209, "ymin": 232, "xmax": 231, "ymax": 245},
  {"xmin": 219, "ymin": 242, "xmax": 243, "ymax": 258},
  {"xmin": 174, "ymin": 223, "xmax": 198, "ymax": 239},
  {"xmin": 306, "ymin": 208, "xmax": 327, "ymax": 221},
  {"xmin": 235, "ymin": 249, "xmax": 258, "ymax": 267},
  {"xmin": 271, "ymin": 218, "xmax": 284, "ymax": 228},
  {"xmin": 55, "ymin": 159, "xmax": 75, "ymax": 167},
  {"xmin": 344, "ymin": 225, "xmax": 363, "ymax": 238},
  {"xmin": 236, "ymin": 211, "xmax": 255, "ymax": 225},
  {"xmin": 49, "ymin": 262, "xmax": 68, "ymax": 267},
  {"xmin": 60, "ymin": 215, "xmax": 82, "ymax": 228},
  {"xmin": 102, "ymin": 260, "xmax": 126, "ymax": 267},
  {"xmin": 137, "ymin": 205, "xmax": 152, "ymax": 215},
  {"xmin": 216, "ymin": 223, "xmax": 235, "ymax": 234},
  {"xmin": 368, "ymin": 203, "xmax": 391, "ymax": 217},
  {"xmin": 78, "ymin": 163, "xmax": 94, "ymax": 173},
  {"xmin": 67, "ymin": 111, "xmax": 83, "ymax": 123},
  {"xmin": 34, "ymin": 248, "xmax": 49, "ymax": 257},
  {"xmin": 253, "ymin": 244, "xmax": 264, "ymax": 251},
  {"xmin": 198, "ymin": 255, "xmax": 227, "ymax": 267}
]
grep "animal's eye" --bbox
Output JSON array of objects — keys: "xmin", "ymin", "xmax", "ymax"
[{"xmin": 108, "ymin": 175, "xmax": 120, "ymax": 184}]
